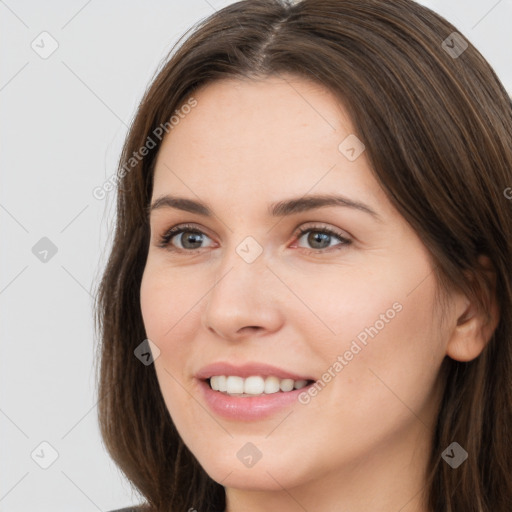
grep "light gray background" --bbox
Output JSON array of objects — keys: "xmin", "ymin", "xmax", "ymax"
[{"xmin": 1, "ymin": 1, "xmax": 511, "ymax": 510}]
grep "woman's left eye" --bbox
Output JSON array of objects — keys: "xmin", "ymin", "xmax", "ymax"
[
  {"xmin": 157, "ymin": 223, "xmax": 352, "ymax": 253},
  {"xmin": 294, "ymin": 225, "xmax": 352, "ymax": 252}
]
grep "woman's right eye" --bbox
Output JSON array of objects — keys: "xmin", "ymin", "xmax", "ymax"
[{"xmin": 157, "ymin": 224, "xmax": 214, "ymax": 252}]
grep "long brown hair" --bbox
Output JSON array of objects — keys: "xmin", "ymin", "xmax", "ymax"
[{"xmin": 93, "ymin": 1, "xmax": 512, "ymax": 510}]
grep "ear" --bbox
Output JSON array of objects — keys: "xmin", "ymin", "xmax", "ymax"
[{"xmin": 446, "ymin": 255, "xmax": 500, "ymax": 362}]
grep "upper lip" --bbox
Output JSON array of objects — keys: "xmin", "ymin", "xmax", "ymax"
[{"xmin": 196, "ymin": 361, "xmax": 315, "ymax": 381}]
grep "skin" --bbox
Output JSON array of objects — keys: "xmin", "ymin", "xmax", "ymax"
[{"xmin": 139, "ymin": 74, "xmax": 495, "ymax": 512}]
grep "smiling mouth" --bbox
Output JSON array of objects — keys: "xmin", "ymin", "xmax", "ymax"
[{"xmin": 206, "ymin": 375, "xmax": 316, "ymax": 397}]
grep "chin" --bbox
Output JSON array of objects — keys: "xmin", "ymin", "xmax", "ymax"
[
  {"xmin": 194, "ymin": 446, "xmax": 312, "ymax": 491},
  {"xmin": 207, "ymin": 464, "xmax": 298, "ymax": 491}
]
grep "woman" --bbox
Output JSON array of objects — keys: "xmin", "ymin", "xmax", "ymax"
[{"xmin": 94, "ymin": 0, "xmax": 512, "ymax": 511}]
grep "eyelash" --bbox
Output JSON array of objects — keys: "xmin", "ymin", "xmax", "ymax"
[{"xmin": 156, "ymin": 223, "xmax": 352, "ymax": 255}]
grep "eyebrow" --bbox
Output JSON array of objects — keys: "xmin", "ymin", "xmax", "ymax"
[{"xmin": 148, "ymin": 193, "xmax": 382, "ymax": 221}]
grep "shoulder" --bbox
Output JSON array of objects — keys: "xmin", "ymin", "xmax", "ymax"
[
  {"xmin": 107, "ymin": 508, "xmax": 142, "ymax": 512},
  {"xmin": 107, "ymin": 503, "xmax": 153, "ymax": 512}
]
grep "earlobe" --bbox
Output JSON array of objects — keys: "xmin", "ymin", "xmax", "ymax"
[{"xmin": 446, "ymin": 256, "xmax": 500, "ymax": 363}]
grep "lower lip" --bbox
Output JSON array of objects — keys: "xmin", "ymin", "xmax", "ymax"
[{"xmin": 197, "ymin": 379, "xmax": 312, "ymax": 421}]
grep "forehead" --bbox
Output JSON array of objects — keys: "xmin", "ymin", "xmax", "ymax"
[
  {"xmin": 151, "ymin": 75, "xmax": 383, "ymax": 214},
  {"xmin": 158, "ymin": 74, "xmax": 353, "ymax": 155}
]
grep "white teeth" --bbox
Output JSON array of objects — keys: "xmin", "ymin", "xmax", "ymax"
[
  {"xmin": 217, "ymin": 375, "xmax": 227, "ymax": 392},
  {"xmin": 226, "ymin": 376, "xmax": 244, "ymax": 394},
  {"xmin": 210, "ymin": 375, "xmax": 227, "ymax": 391},
  {"xmin": 244, "ymin": 376, "xmax": 265, "ymax": 394},
  {"xmin": 293, "ymin": 379, "xmax": 308, "ymax": 389},
  {"xmin": 280, "ymin": 378, "xmax": 294, "ymax": 392},
  {"xmin": 209, "ymin": 375, "xmax": 311, "ymax": 396},
  {"xmin": 264, "ymin": 376, "xmax": 280, "ymax": 394}
]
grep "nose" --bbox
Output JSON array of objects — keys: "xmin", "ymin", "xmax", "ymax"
[{"xmin": 201, "ymin": 247, "xmax": 284, "ymax": 342}]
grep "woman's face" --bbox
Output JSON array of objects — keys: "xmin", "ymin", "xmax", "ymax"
[{"xmin": 140, "ymin": 75, "xmax": 454, "ymax": 496}]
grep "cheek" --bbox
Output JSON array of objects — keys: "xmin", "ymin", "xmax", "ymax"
[
  {"xmin": 317, "ymin": 268, "xmax": 443, "ymax": 430},
  {"xmin": 298, "ymin": 250, "xmax": 444, "ymax": 413},
  {"xmin": 140, "ymin": 266, "xmax": 203, "ymax": 427},
  {"xmin": 282, "ymin": 260, "xmax": 415, "ymax": 363},
  {"xmin": 140, "ymin": 263, "xmax": 206, "ymax": 401},
  {"xmin": 140, "ymin": 263, "xmax": 200, "ymax": 342}
]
